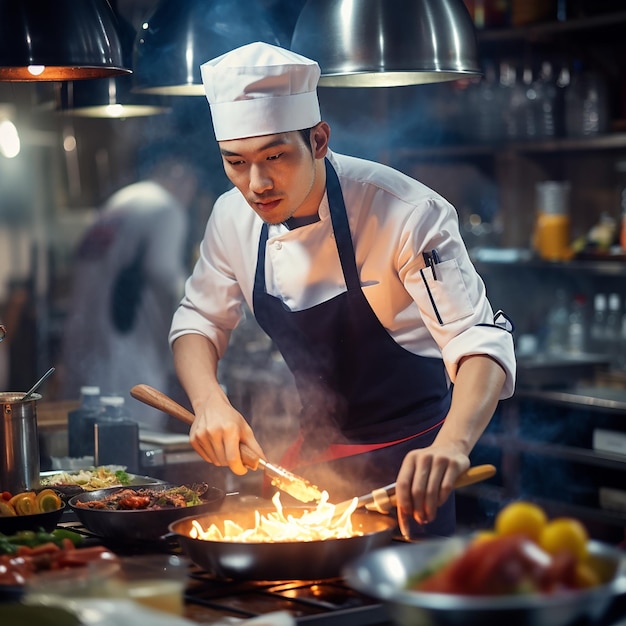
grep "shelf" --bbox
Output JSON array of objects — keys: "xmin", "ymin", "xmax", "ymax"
[
  {"xmin": 395, "ymin": 133, "xmax": 626, "ymax": 162},
  {"xmin": 477, "ymin": 11, "xmax": 626, "ymax": 43},
  {"xmin": 472, "ymin": 256, "xmax": 626, "ymax": 276},
  {"xmin": 515, "ymin": 387, "xmax": 626, "ymax": 413},
  {"xmin": 459, "ymin": 484, "xmax": 626, "ymax": 529},
  {"xmin": 525, "ymin": 496, "xmax": 626, "ymax": 529},
  {"xmin": 480, "ymin": 434, "xmax": 626, "ymax": 471}
]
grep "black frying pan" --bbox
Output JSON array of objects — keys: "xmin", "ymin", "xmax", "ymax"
[
  {"xmin": 68, "ymin": 483, "xmax": 225, "ymax": 542},
  {"xmin": 168, "ymin": 504, "xmax": 397, "ymax": 580}
]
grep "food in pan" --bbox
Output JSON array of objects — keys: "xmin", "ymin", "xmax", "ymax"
[
  {"xmin": 40, "ymin": 466, "xmax": 131, "ymax": 491},
  {"xmin": 72, "ymin": 485, "xmax": 205, "ymax": 511},
  {"xmin": 0, "ymin": 490, "xmax": 62, "ymax": 517},
  {"xmin": 190, "ymin": 491, "xmax": 361, "ymax": 543},
  {"xmin": 409, "ymin": 500, "xmax": 602, "ymax": 595}
]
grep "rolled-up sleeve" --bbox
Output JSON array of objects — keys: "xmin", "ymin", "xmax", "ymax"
[{"xmin": 400, "ymin": 196, "xmax": 516, "ymax": 399}]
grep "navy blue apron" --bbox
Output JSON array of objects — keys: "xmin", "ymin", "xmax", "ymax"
[{"xmin": 252, "ymin": 158, "xmax": 455, "ymax": 535}]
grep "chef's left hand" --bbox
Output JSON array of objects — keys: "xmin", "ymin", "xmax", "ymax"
[{"xmin": 395, "ymin": 444, "xmax": 470, "ymax": 536}]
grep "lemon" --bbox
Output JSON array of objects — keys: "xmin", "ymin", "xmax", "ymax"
[
  {"xmin": 35, "ymin": 488, "xmax": 62, "ymax": 513},
  {"xmin": 575, "ymin": 561, "xmax": 601, "ymax": 588},
  {"xmin": 9, "ymin": 491, "xmax": 37, "ymax": 515},
  {"xmin": 494, "ymin": 501, "xmax": 548, "ymax": 542},
  {"xmin": 539, "ymin": 517, "xmax": 589, "ymax": 562}
]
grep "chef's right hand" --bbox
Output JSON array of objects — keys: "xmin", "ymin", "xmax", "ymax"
[{"xmin": 189, "ymin": 390, "xmax": 265, "ymax": 475}]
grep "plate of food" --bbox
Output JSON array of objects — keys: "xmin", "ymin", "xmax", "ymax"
[
  {"xmin": 40, "ymin": 466, "xmax": 165, "ymax": 500},
  {"xmin": 0, "ymin": 489, "xmax": 66, "ymax": 535},
  {"xmin": 0, "ymin": 526, "xmax": 118, "ymax": 602}
]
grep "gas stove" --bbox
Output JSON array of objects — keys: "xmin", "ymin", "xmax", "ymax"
[
  {"xmin": 60, "ymin": 519, "xmax": 394, "ymax": 625},
  {"xmin": 184, "ymin": 569, "xmax": 391, "ymax": 625}
]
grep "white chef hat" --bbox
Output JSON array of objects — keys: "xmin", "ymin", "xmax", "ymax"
[{"xmin": 200, "ymin": 42, "xmax": 321, "ymax": 141}]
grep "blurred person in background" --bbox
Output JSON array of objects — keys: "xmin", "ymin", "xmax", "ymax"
[{"xmin": 59, "ymin": 144, "xmax": 200, "ymax": 430}]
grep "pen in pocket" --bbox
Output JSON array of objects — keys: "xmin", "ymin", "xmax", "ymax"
[{"xmin": 423, "ymin": 249, "xmax": 441, "ymax": 281}]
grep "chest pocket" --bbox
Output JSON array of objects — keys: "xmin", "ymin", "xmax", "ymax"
[{"xmin": 420, "ymin": 258, "xmax": 474, "ymax": 325}]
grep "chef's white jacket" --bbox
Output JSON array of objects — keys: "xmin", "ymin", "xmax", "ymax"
[{"xmin": 170, "ymin": 150, "xmax": 516, "ymax": 398}]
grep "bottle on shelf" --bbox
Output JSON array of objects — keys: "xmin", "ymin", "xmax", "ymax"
[
  {"xmin": 533, "ymin": 60, "xmax": 561, "ymax": 139},
  {"xmin": 567, "ymin": 293, "xmax": 587, "ymax": 355},
  {"xmin": 67, "ymin": 385, "xmax": 101, "ymax": 459},
  {"xmin": 590, "ymin": 293, "xmax": 607, "ymax": 354},
  {"xmin": 564, "ymin": 61, "xmax": 609, "ymax": 137},
  {"xmin": 546, "ymin": 289, "xmax": 570, "ymax": 355},
  {"xmin": 94, "ymin": 395, "xmax": 140, "ymax": 473},
  {"xmin": 620, "ymin": 188, "xmax": 626, "ymax": 253},
  {"xmin": 606, "ymin": 293, "xmax": 622, "ymax": 367},
  {"xmin": 467, "ymin": 60, "xmax": 504, "ymax": 144}
]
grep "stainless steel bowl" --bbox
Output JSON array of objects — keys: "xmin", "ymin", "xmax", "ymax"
[{"xmin": 343, "ymin": 536, "xmax": 626, "ymax": 626}]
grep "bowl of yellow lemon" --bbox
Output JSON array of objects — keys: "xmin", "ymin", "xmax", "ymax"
[
  {"xmin": 0, "ymin": 488, "xmax": 65, "ymax": 534},
  {"xmin": 344, "ymin": 500, "xmax": 626, "ymax": 626}
]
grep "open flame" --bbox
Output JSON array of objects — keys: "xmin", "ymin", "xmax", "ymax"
[{"xmin": 190, "ymin": 491, "xmax": 361, "ymax": 543}]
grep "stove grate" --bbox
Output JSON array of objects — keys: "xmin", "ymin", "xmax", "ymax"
[{"xmin": 185, "ymin": 570, "xmax": 392, "ymax": 625}]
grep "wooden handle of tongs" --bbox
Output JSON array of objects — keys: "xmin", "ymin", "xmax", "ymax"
[
  {"xmin": 360, "ymin": 464, "xmax": 497, "ymax": 515},
  {"xmin": 130, "ymin": 383, "xmax": 261, "ymax": 470}
]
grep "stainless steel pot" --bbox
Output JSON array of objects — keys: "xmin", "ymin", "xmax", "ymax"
[{"xmin": 0, "ymin": 392, "xmax": 42, "ymax": 493}]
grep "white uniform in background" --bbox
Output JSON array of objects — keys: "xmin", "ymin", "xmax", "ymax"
[{"xmin": 61, "ymin": 180, "xmax": 188, "ymax": 429}]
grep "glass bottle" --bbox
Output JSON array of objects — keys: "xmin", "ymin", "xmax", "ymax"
[
  {"xmin": 94, "ymin": 395, "xmax": 139, "ymax": 473},
  {"xmin": 546, "ymin": 289, "xmax": 570, "ymax": 355},
  {"xmin": 68, "ymin": 385, "xmax": 101, "ymax": 458},
  {"xmin": 567, "ymin": 294, "xmax": 587, "ymax": 355},
  {"xmin": 590, "ymin": 293, "xmax": 607, "ymax": 354},
  {"xmin": 565, "ymin": 62, "xmax": 609, "ymax": 137}
]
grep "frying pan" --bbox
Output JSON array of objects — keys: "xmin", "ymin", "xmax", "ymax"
[
  {"xmin": 68, "ymin": 483, "xmax": 225, "ymax": 542},
  {"xmin": 168, "ymin": 505, "xmax": 397, "ymax": 580}
]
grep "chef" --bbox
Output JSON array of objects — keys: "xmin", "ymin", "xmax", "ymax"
[{"xmin": 169, "ymin": 42, "xmax": 516, "ymax": 537}]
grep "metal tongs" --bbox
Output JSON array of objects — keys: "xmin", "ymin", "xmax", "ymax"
[
  {"xmin": 130, "ymin": 384, "xmax": 323, "ymax": 504},
  {"xmin": 331, "ymin": 464, "xmax": 497, "ymax": 520}
]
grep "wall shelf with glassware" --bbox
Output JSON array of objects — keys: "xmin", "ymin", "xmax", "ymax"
[
  {"xmin": 472, "ymin": 258, "xmax": 626, "ymax": 276},
  {"xmin": 477, "ymin": 10, "xmax": 626, "ymax": 44},
  {"xmin": 395, "ymin": 132, "xmax": 626, "ymax": 163},
  {"xmin": 463, "ymin": 387, "xmax": 626, "ymax": 541}
]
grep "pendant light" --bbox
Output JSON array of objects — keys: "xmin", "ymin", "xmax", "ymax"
[
  {"xmin": 133, "ymin": 0, "xmax": 281, "ymax": 96},
  {"xmin": 0, "ymin": 0, "xmax": 130, "ymax": 81},
  {"xmin": 54, "ymin": 11, "xmax": 169, "ymax": 118},
  {"xmin": 290, "ymin": 0, "xmax": 481, "ymax": 87}
]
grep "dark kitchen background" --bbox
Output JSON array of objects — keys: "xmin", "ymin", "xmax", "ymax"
[{"xmin": 2, "ymin": 0, "xmax": 626, "ymax": 542}]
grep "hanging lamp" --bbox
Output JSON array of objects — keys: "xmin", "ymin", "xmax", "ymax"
[
  {"xmin": 0, "ymin": 0, "xmax": 130, "ymax": 81},
  {"xmin": 133, "ymin": 0, "xmax": 281, "ymax": 96},
  {"xmin": 290, "ymin": 0, "xmax": 481, "ymax": 87},
  {"xmin": 55, "ymin": 11, "xmax": 169, "ymax": 118}
]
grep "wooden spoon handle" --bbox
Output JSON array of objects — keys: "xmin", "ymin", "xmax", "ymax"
[
  {"xmin": 130, "ymin": 383, "xmax": 195, "ymax": 425},
  {"xmin": 131, "ymin": 383, "xmax": 260, "ymax": 470}
]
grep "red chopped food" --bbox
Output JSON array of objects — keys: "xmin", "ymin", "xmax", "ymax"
[
  {"xmin": 0, "ymin": 546, "xmax": 118, "ymax": 585},
  {"xmin": 413, "ymin": 535, "xmax": 580, "ymax": 596},
  {"xmin": 73, "ymin": 485, "xmax": 204, "ymax": 511}
]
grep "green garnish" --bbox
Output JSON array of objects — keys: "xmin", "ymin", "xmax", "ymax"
[{"xmin": 114, "ymin": 469, "xmax": 131, "ymax": 485}]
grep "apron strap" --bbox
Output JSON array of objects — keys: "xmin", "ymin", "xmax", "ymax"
[{"xmin": 280, "ymin": 416, "xmax": 446, "ymax": 468}]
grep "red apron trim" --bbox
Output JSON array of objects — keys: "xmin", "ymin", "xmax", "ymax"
[{"xmin": 279, "ymin": 417, "xmax": 446, "ymax": 469}]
